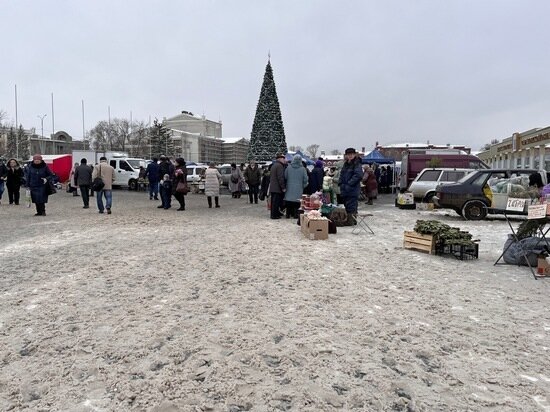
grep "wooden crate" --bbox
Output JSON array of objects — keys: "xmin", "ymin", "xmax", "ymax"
[{"xmin": 403, "ymin": 231, "xmax": 435, "ymax": 254}]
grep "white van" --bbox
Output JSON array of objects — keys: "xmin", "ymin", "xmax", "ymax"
[
  {"xmin": 409, "ymin": 168, "xmax": 473, "ymax": 202},
  {"xmin": 108, "ymin": 158, "xmax": 147, "ymax": 190}
]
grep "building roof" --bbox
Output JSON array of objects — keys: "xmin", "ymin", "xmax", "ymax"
[{"xmin": 222, "ymin": 137, "xmax": 248, "ymax": 144}]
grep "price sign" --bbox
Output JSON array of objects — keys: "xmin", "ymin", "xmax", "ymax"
[
  {"xmin": 506, "ymin": 198, "xmax": 526, "ymax": 212},
  {"xmin": 528, "ymin": 204, "xmax": 547, "ymax": 220}
]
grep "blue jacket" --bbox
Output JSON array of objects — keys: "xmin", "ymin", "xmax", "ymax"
[
  {"xmin": 339, "ymin": 157, "xmax": 363, "ymax": 198},
  {"xmin": 145, "ymin": 162, "xmax": 160, "ymax": 183},
  {"xmin": 284, "ymin": 157, "xmax": 308, "ymax": 202}
]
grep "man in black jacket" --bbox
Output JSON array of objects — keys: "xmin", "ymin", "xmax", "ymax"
[
  {"xmin": 269, "ymin": 154, "xmax": 287, "ymax": 219},
  {"xmin": 74, "ymin": 158, "xmax": 93, "ymax": 209},
  {"xmin": 244, "ymin": 160, "xmax": 262, "ymax": 204}
]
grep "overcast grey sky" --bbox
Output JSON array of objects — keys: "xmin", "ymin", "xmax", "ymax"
[{"xmin": 2, "ymin": 0, "xmax": 550, "ymax": 152}]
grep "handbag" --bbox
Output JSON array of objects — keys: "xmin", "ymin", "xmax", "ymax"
[
  {"xmin": 46, "ymin": 180, "xmax": 57, "ymax": 195},
  {"xmin": 176, "ymin": 181, "xmax": 189, "ymax": 194},
  {"xmin": 91, "ymin": 165, "xmax": 105, "ymax": 191}
]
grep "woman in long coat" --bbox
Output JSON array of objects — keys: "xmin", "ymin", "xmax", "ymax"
[
  {"xmin": 228, "ymin": 163, "xmax": 243, "ymax": 198},
  {"xmin": 284, "ymin": 155, "xmax": 309, "ymax": 218},
  {"xmin": 204, "ymin": 162, "xmax": 222, "ymax": 208},
  {"xmin": 172, "ymin": 157, "xmax": 187, "ymax": 211},
  {"xmin": 25, "ymin": 154, "xmax": 53, "ymax": 216},
  {"xmin": 363, "ymin": 166, "xmax": 378, "ymax": 205}
]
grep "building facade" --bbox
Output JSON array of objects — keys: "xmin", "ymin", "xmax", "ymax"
[
  {"xmin": 222, "ymin": 137, "xmax": 249, "ymax": 165},
  {"xmin": 477, "ymin": 127, "xmax": 550, "ymax": 170},
  {"xmin": 376, "ymin": 143, "xmax": 471, "ymax": 162},
  {"xmin": 1, "ymin": 127, "xmax": 85, "ymax": 159}
]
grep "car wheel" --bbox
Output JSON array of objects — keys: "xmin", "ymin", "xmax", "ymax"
[
  {"xmin": 128, "ymin": 179, "xmax": 137, "ymax": 191},
  {"xmin": 462, "ymin": 200, "xmax": 488, "ymax": 220},
  {"xmin": 423, "ymin": 191, "xmax": 435, "ymax": 203}
]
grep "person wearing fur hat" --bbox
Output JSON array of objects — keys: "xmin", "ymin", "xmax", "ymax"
[
  {"xmin": 172, "ymin": 157, "xmax": 187, "ymax": 211},
  {"xmin": 25, "ymin": 154, "xmax": 54, "ymax": 216},
  {"xmin": 339, "ymin": 148, "xmax": 363, "ymax": 224}
]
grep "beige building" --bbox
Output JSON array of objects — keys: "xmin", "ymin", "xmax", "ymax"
[
  {"xmin": 222, "ymin": 137, "xmax": 249, "ymax": 165},
  {"xmin": 477, "ymin": 127, "xmax": 550, "ymax": 170}
]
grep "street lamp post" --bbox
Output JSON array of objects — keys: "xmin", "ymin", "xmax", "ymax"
[{"xmin": 37, "ymin": 114, "xmax": 47, "ymax": 154}]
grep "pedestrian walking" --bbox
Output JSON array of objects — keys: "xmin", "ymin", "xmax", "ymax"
[
  {"xmin": 204, "ymin": 162, "xmax": 222, "ymax": 208},
  {"xmin": 244, "ymin": 160, "xmax": 262, "ymax": 204},
  {"xmin": 5, "ymin": 159, "xmax": 24, "ymax": 205},
  {"xmin": 25, "ymin": 154, "xmax": 54, "ymax": 216},
  {"xmin": 75, "ymin": 158, "xmax": 93, "ymax": 209},
  {"xmin": 92, "ymin": 157, "xmax": 115, "ymax": 214}
]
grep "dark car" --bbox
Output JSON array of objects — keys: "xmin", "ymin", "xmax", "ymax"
[{"xmin": 433, "ymin": 169, "xmax": 546, "ymax": 220}]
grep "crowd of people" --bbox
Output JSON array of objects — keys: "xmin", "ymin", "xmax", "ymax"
[{"xmin": 0, "ymin": 149, "xmax": 393, "ymax": 220}]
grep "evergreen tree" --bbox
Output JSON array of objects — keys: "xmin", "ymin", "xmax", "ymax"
[
  {"xmin": 248, "ymin": 59, "xmax": 287, "ymax": 161},
  {"xmin": 18, "ymin": 125, "xmax": 30, "ymax": 161},
  {"xmin": 6, "ymin": 127, "xmax": 17, "ymax": 159},
  {"xmin": 150, "ymin": 119, "xmax": 174, "ymax": 159}
]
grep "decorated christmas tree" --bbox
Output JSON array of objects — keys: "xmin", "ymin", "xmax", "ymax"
[{"xmin": 248, "ymin": 59, "xmax": 287, "ymax": 161}]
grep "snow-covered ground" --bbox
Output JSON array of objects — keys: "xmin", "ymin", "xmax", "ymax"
[{"xmin": 1, "ymin": 190, "xmax": 549, "ymax": 411}]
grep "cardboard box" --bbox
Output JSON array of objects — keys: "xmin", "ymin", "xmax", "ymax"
[
  {"xmin": 397, "ymin": 192, "xmax": 414, "ymax": 205},
  {"xmin": 537, "ymin": 256, "xmax": 550, "ymax": 276},
  {"xmin": 301, "ymin": 215, "xmax": 329, "ymax": 240}
]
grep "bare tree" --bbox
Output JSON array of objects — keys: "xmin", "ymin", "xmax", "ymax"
[
  {"xmin": 306, "ymin": 144, "xmax": 320, "ymax": 158},
  {"xmin": 295, "ymin": 145, "xmax": 303, "ymax": 153},
  {"xmin": 111, "ymin": 118, "xmax": 130, "ymax": 151},
  {"xmin": 288, "ymin": 145, "xmax": 296, "ymax": 152},
  {"xmin": 0, "ymin": 109, "xmax": 6, "ymax": 126},
  {"xmin": 89, "ymin": 120, "xmax": 114, "ymax": 151},
  {"xmin": 330, "ymin": 149, "xmax": 341, "ymax": 155},
  {"xmin": 129, "ymin": 120, "xmax": 150, "ymax": 158}
]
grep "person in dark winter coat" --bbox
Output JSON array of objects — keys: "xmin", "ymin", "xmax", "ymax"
[
  {"xmin": 74, "ymin": 158, "xmax": 93, "ymax": 208},
  {"xmin": 309, "ymin": 160, "xmax": 324, "ymax": 193},
  {"xmin": 157, "ymin": 156, "xmax": 175, "ymax": 209},
  {"xmin": 172, "ymin": 158, "xmax": 187, "ymax": 211},
  {"xmin": 145, "ymin": 158, "xmax": 160, "ymax": 200},
  {"xmin": 259, "ymin": 166, "xmax": 270, "ymax": 201},
  {"xmin": 244, "ymin": 160, "xmax": 262, "ymax": 204},
  {"xmin": 269, "ymin": 154, "xmax": 287, "ymax": 219},
  {"xmin": 339, "ymin": 148, "xmax": 363, "ymax": 223},
  {"xmin": 5, "ymin": 159, "xmax": 24, "ymax": 205},
  {"xmin": 25, "ymin": 154, "xmax": 53, "ymax": 216}
]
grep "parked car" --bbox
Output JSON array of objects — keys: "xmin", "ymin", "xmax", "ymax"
[
  {"xmin": 409, "ymin": 168, "xmax": 474, "ymax": 202},
  {"xmin": 186, "ymin": 164, "xmax": 207, "ymax": 184},
  {"xmin": 433, "ymin": 169, "xmax": 548, "ymax": 220},
  {"xmin": 217, "ymin": 164, "xmax": 232, "ymax": 187}
]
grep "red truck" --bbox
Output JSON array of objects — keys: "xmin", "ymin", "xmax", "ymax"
[{"xmin": 399, "ymin": 149, "xmax": 488, "ymax": 191}]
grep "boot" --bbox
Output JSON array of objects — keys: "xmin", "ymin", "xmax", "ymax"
[
  {"xmin": 207, "ymin": 197, "xmax": 212, "ymax": 208},
  {"xmin": 215, "ymin": 197, "xmax": 220, "ymax": 208}
]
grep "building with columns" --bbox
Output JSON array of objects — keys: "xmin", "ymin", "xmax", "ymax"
[{"xmin": 477, "ymin": 127, "xmax": 550, "ymax": 170}]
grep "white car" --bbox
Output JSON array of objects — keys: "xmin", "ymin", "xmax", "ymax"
[{"xmin": 409, "ymin": 168, "xmax": 474, "ymax": 202}]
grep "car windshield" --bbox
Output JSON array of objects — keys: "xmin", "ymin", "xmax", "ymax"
[{"xmin": 126, "ymin": 159, "xmax": 142, "ymax": 169}]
